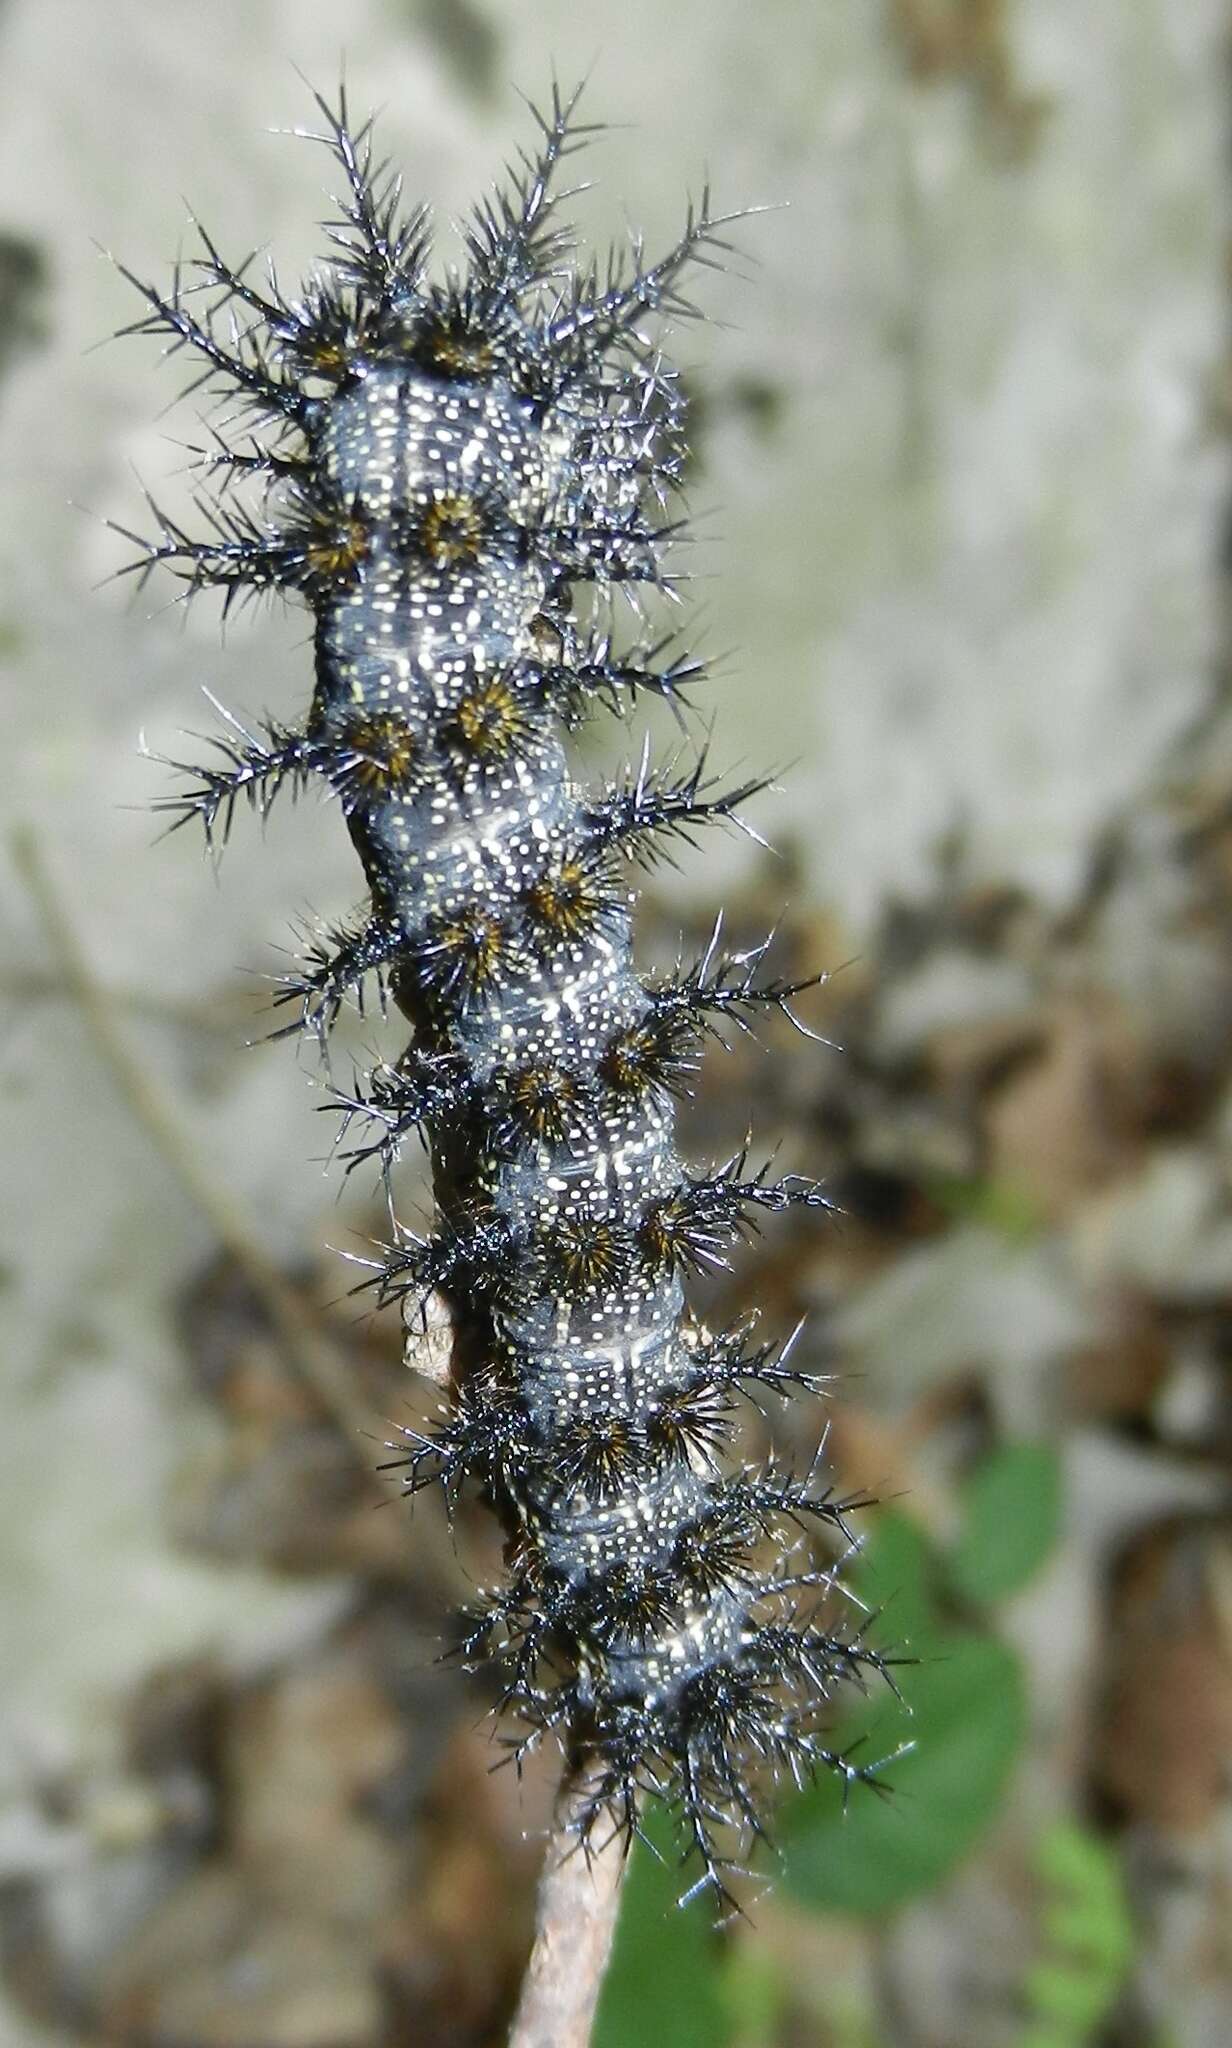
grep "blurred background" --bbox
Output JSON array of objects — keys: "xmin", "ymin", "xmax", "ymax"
[{"xmin": 2, "ymin": 2, "xmax": 1231, "ymax": 2043}]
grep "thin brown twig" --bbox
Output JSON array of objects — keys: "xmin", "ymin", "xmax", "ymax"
[
  {"xmin": 508, "ymin": 1772, "xmax": 630, "ymax": 2048},
  {"xmin": 0, "ymin": 964, "xmax": 245, "ymax": 1036},
  {"xmin": 14, "ymin": 824, "xmax": 474, "ymax": 1613},
  {"xmin": 12, "ymin": 822, "xmax": 391, "ymax": 1457}
]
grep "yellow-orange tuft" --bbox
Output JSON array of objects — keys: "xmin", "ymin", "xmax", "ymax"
[
  {"xmin": 306, "ymin": 514, "xmax": 369, "ymax": 584},
  {"xmin": 343, "ymin": 713, "xmax": 418, "ymax": 793},
  {"xmin": 503, "ymin": 1059, "xmax": 580, "ymax": 1145},
  {"xmin": 544, "ymin": 1213, "xmax": 627, "ymax": 1299},
  {"xmin": 450, "ymin": 676, "xmax": 532, "ymax": 762},
  {"xmin": 416, "ymin": 492, "xmax": 487, "ymax": 567},
  {"xmin": 524, "ymin": 856, "xmax": 613, "ymax": 945}
]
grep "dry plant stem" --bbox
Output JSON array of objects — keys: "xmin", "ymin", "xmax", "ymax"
[
  {"xmin": 1, "ymin": 967, "xmax": 243, "ymax": 1036},
  {"xmin": 508, "ymin": 1777, "xmax": 630, "ymax": 2048},
  {"xmin": 11, "ymin": 823, "xmax": 387, "ymax": 1455}
]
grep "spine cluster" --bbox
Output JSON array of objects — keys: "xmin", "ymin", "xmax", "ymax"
[{"xmin": 120, "ymin": 84, "xmax": 893, "ymax": 1902}]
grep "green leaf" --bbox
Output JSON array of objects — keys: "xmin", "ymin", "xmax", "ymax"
[
  {"xmin": 923, "ymin": 1170, "xmax": 1046, "ymax": 1243},
  {"xmin": 592, "ymin": 1805, "xmax": 732, "ymax": 2048},
  {"xmin": 1022, "ymin": 1961, "xmax": 1114, "ymax": 2030},
  {"xmin": 851, "ymin": 1507, "xmax": 936, "ymax": 1642},
  {"xmin": 949, "ymin": 1442, "xmax": 1062, "ymax": 1606},
  {"xmin": 1020, "ymin": 1818, "xmax": 1134, "ymax": 2039},
  {"xmin": 1035, "ymin": 1818, "xmax": 1131, "ymax": 1955},
  {"xmin": 716, "ymin": 1948, "xmax": 786, "ymax": 2044},
  {"xmin": 781, "ymin": 1632, "xmax": 1026, "ymax": 1916}
]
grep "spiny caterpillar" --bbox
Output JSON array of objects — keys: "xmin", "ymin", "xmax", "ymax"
[{"xmin": 117, "ymin": 82, "xmax": 900, "ymax": 1907}]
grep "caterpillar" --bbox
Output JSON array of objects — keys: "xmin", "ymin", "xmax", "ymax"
[{"xmin": 116, "ymin": 81, "xmax": 897, "ymax": 1908}]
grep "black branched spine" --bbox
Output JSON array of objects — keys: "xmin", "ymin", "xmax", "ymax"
[{"xmin": 123, "ymin": 82, "xmax": 899, "ymax": 1906}]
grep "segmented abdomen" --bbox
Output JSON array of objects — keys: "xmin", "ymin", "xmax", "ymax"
[{"xmin": 310, "ymin": 357, "xmax": 722, "ymax": 1706}]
